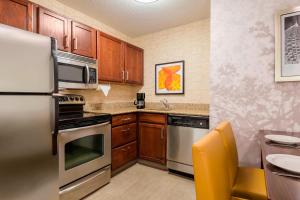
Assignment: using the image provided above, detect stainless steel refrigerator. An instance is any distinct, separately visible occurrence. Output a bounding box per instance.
[0,24,59,200]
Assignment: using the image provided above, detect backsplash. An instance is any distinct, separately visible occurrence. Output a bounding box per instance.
[62,84,141,104]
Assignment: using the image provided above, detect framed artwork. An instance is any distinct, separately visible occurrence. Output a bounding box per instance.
[155,60,184,95]
[275,6,300,82]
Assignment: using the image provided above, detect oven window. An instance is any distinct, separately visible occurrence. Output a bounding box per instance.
[58,63,85,83]
[65,134,104,170]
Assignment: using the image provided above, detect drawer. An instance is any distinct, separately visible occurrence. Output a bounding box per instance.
[112,113,136,127]
[112,123,137,148]
[139,113,166,124]
[112,141,137,171]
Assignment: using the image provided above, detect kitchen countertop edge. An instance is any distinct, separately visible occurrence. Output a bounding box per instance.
[85,108,209,116]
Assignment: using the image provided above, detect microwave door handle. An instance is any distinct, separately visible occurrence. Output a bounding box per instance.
[85,64,90,84]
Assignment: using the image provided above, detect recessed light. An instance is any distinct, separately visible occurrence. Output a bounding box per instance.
[135,0,159,3]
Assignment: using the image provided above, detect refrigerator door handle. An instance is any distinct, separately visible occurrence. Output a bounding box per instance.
[51,94,59,155]
[51,37,59,93]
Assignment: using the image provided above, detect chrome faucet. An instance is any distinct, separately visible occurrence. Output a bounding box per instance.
[160,98,170,110]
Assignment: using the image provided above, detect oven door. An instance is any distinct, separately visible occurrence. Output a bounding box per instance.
[58,122,111,187]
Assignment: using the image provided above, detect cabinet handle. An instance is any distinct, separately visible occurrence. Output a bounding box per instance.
[73,37,78,50]
[121,148,127,152]
[122,70,125,80]
[126,71,129,81]
[64,35,69,48]
[161,127,164,140]
[122,118,131,121]
[121,128,130,133]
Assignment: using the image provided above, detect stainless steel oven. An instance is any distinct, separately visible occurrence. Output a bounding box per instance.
[57,51,98,90]
[58,122,111,187]
[57,94,111,200]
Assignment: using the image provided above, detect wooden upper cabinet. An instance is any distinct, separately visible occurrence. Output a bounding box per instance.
[71,21,96,58]
[125,43,144,85]
[0,0,33,31]
[98,32,124,82]
[37,7,70,51]
[139,123,166,164]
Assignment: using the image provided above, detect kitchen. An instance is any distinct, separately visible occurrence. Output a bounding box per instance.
[0,0,209,199]
[1,0,300,200]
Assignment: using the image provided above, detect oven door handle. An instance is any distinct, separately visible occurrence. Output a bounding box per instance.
[85,64,90,84]
[59,122,110,133]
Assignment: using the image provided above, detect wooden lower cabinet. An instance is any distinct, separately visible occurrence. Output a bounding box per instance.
[112,141,137,171]
[112,123,136,148]
[139,122,166,165]
[112,113,136,127]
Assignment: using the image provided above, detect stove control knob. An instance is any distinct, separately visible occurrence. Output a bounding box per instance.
[80,97,84,102]
[69,97,74,101]
[75,97,79,101]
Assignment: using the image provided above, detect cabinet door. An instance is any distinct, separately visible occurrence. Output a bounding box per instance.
[71,21,96,58]
[124,43,143,85]
[112,123,137,148]
[139,123,166,164]
[112,141,137,171]
[0,0,33,31]
[37,7,70,51]
[98,32,124,82]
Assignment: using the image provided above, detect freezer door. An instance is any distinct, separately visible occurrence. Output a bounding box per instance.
[0,24,54,93]
[0,95,59,200]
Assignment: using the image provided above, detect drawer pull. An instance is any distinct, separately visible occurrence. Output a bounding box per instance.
[122,118,132,121]
[121,128,130,133]
[121,148,127,152]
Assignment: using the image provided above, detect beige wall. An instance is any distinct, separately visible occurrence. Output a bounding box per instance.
[134,19,210,104]
[210,0,300,166]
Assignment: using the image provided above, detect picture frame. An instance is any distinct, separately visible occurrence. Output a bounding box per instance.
[155,60,185,95]
[275,6,300,82]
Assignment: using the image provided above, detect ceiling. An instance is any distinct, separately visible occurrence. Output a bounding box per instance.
[57,0,210,37]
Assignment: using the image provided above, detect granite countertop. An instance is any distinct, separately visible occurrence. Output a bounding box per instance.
[85,107,209,116]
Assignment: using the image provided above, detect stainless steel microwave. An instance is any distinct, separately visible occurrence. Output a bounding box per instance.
[57,51,98,90]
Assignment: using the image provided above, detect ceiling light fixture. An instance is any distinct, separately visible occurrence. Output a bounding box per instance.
[135,0,159,4]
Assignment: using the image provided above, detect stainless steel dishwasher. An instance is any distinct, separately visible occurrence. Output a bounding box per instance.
[167,114,209,175]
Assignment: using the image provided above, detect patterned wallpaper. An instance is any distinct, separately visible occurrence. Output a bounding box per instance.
[134,20,210,104]
[211,0,300,166]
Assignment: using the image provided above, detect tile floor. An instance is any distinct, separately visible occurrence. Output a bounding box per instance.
[84,164,196,200]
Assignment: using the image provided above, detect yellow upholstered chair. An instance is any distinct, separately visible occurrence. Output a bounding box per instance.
[192,130,247,200]
[215,121,267,200]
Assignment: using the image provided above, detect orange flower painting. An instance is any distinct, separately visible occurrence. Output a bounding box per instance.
[155,61,184,94]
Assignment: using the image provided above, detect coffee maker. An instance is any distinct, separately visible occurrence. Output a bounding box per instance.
[134,93,145,109]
